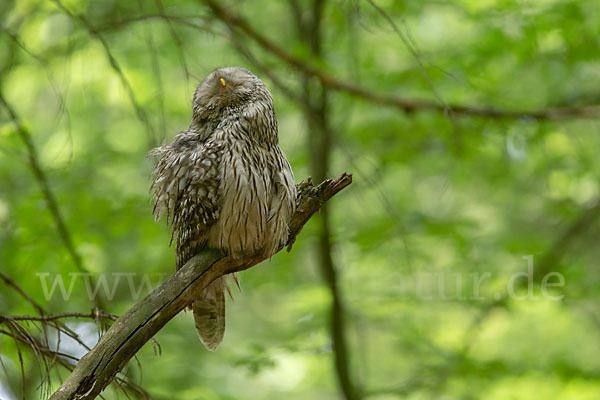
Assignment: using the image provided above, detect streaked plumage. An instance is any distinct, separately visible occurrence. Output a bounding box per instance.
[150,67,296,350]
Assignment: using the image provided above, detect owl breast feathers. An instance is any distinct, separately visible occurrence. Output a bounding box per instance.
[150,67,296,350]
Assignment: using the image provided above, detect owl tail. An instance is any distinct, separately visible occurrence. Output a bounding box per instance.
[193,277,226,351]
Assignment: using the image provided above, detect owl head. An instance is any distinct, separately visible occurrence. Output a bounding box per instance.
[191,67,273,120]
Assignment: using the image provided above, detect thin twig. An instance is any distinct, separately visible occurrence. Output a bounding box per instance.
[153,0,194,81]
[95,13,219,37]
[2,29,74,162]
[137,0,167,143]
[1,271,142,396]
[0,311,118,323]
[0,313,153,398]
[364,0,448,111]
[50,0,157,147]
[4,323,26,399]
[0,272,46,315]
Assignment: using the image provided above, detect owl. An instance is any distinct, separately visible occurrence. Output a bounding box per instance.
[149,67,296,350]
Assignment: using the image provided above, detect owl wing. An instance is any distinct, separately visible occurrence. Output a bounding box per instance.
[150,132,227,350]
[150,133,222,269]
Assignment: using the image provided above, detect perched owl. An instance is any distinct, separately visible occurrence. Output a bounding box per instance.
[150,67,296,350]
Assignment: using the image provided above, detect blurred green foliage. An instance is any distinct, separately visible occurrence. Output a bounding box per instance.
[1,0,600,399]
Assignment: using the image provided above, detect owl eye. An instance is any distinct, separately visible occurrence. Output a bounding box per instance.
[219,78,227,87]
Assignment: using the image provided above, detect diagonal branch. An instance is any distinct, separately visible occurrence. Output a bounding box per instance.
[533,198,600,282]
[50,173,352,400]
[203,0,600,121]
[0,93,106,311]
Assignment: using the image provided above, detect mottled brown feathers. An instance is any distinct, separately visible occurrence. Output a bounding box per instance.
[150,67,296,350]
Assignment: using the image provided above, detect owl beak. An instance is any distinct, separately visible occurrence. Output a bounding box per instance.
[219,78,227,87]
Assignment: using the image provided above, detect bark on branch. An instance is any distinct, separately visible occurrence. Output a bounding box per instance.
[50,173,352,400]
